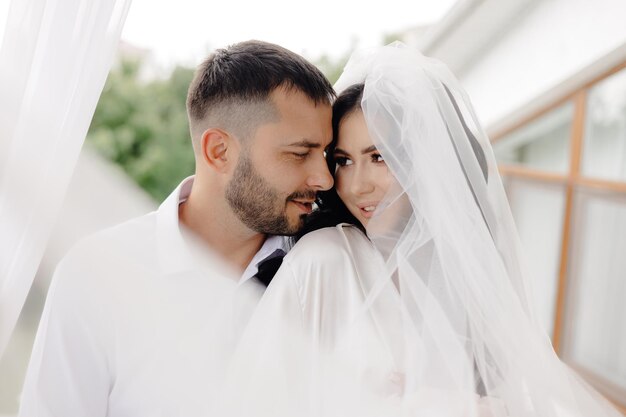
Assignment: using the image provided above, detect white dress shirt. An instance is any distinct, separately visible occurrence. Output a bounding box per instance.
[19,176,288,417]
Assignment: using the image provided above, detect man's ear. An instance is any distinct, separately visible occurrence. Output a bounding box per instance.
[200,128,237,173]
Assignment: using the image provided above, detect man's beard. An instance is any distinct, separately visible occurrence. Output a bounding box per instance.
[225,154,315,235]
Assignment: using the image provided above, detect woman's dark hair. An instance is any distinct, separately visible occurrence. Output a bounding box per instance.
[294,84,366,241]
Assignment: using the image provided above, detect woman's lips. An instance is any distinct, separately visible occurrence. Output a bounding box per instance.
[357,202,378,219]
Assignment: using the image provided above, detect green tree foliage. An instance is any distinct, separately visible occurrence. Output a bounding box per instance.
[87,60,196,202]
[315,52,350,85]
[382,32,403,46]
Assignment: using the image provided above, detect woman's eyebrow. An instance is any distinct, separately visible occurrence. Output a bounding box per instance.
[333,147,350,156]
[334,145,378,156]
[361,145,377,154]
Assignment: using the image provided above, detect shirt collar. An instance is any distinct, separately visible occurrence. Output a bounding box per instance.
[156,176,290,280]
[156,176,197,276]
[239,235,289,285]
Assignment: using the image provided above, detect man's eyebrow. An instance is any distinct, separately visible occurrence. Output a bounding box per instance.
[285,139,322,149]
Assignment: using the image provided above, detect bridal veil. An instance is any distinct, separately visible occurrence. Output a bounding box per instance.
[332,42,622,416]
[218,43,623,417]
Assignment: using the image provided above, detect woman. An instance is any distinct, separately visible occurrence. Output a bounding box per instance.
[215,43,622,417]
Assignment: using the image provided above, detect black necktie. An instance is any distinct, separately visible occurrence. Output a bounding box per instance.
[254,251,285,287]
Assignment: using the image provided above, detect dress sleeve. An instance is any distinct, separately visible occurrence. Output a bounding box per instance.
[273,226,376,347]
[19,250,111,417]
[215,261,314,416]
[257,259,306,329]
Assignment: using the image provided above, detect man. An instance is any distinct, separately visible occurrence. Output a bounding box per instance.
[19,40,335,416]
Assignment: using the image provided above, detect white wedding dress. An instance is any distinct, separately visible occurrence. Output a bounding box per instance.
[214,224,412,416]
[214,225,507,417]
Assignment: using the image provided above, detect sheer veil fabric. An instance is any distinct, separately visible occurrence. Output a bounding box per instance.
[340,42,622,416]
[217,43,623,417]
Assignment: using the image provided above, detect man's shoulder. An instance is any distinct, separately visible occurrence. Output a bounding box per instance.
[71,210,156,252]
[57,212,159,283]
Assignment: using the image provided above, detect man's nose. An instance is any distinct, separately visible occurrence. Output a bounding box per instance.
[306,155,334,191]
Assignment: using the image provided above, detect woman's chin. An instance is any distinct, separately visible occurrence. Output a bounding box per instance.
[348,210,369,228]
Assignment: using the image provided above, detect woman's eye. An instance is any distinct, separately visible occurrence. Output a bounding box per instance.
[372,153,385,163]
[334,156,353,167]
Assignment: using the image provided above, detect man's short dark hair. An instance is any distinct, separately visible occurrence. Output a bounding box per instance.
[186,40,336,150]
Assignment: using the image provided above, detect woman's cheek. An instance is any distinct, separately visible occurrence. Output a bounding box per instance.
[377,165,394,196]
[334,171,347,199]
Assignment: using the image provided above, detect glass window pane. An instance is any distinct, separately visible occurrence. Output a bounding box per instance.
[493,103,574,173]
[563,189,626,391]
[582,68,626,182]
[505,178,566,337]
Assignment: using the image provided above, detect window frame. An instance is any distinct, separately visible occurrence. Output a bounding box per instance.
[490,60,626,413]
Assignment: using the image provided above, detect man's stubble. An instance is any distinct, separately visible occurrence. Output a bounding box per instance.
[225,152,314,236]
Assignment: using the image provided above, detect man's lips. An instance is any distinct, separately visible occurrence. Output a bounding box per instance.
[290,200,314,214]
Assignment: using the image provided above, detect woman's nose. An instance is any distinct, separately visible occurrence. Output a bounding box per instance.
[350,165,375,196]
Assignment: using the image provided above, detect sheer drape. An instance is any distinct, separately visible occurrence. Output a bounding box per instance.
[0,0,132,359]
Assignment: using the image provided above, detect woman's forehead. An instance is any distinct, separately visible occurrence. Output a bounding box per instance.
[337,111,374,152]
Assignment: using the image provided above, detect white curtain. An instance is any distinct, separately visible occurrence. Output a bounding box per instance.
[0,0,132,359]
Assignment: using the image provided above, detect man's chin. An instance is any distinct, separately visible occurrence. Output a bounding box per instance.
[282,216,306,236]
[272,211,306,236]
[256,213,304,236]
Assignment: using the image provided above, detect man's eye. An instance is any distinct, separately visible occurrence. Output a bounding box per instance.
[293,152,309,159]
[334,156,353,167]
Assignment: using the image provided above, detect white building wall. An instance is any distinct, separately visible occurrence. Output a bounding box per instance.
[413,0,626,404]
[435,0,626,128]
